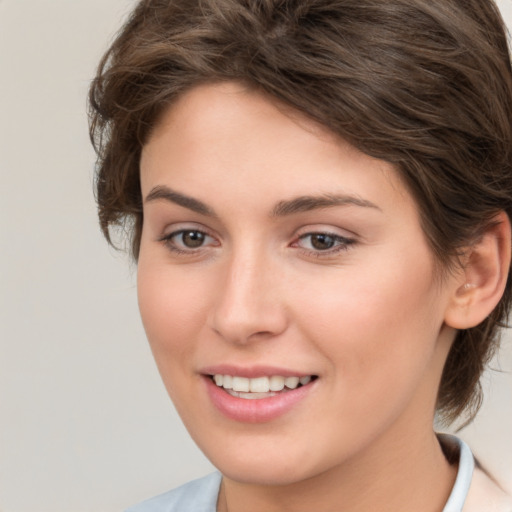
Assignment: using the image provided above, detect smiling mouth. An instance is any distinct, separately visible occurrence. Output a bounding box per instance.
[209,374,318,399]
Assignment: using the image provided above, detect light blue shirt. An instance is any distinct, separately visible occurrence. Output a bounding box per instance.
[126,435,474,512]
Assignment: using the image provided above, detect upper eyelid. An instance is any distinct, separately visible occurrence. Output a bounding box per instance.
[159,222,215,238]
[294,232,355,246]
[297,229,353,238]
[157,223,358,245]
[292,234,357,259]
[293,224,358,240]
[162,228,215,241]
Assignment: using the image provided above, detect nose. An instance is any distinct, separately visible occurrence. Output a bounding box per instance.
[208,250,288,345]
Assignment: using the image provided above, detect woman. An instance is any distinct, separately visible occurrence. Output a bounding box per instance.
[89,0,512,510]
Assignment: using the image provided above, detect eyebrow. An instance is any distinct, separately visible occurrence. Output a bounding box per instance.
[144,185,380,218]
[145,185,217,217]
[271,194,381,217]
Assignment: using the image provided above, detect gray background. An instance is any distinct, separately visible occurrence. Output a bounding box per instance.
[1,1,511,510]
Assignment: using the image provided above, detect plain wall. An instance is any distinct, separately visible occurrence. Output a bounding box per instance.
[1,1,511,510]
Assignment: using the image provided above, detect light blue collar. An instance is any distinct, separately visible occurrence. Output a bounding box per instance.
[126,435,474,512]
[439,434,475,512]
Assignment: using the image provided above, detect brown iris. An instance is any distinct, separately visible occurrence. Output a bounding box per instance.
[309,233,336,250]
[181,230,206,248]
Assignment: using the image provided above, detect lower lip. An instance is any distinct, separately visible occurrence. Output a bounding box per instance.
[204,376,315,423]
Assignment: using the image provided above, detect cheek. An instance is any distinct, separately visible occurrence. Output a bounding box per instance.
[137,260,207,375]
[294,250,443,400]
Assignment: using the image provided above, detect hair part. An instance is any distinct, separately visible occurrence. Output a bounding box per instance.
[89,0,512,424]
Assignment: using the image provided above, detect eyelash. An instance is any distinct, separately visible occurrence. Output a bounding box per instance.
[158,229,356,257]
[293,232,356,258]
[159,229,217,255]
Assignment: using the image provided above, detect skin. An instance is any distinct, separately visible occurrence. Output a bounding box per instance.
[137,82,465,512]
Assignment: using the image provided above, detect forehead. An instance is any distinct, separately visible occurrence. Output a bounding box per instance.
[140,82,413,217]
[145,81,343,166]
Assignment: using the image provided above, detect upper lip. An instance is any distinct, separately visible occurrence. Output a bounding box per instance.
[200,364,315,379]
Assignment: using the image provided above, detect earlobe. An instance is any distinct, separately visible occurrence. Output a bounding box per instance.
[445,211,511,330]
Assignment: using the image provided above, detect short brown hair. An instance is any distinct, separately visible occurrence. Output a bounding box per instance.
[88,0,512,424]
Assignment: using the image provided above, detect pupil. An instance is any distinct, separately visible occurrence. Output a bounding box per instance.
[182,231,205,248]
[311,234,334,250]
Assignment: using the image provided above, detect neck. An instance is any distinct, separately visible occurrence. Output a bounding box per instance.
[218,427,457,512]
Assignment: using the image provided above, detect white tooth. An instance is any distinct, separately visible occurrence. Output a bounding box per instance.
[299,376,311,386]
[269,375,285,391]
[232,376,250,392]
[249,377,270,393]
[222,375,233,390]
[285,376,300,389]
[214,374,223,386]
[227,390,277,399]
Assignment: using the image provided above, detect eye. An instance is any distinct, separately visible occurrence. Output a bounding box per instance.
[178,230,208,248]
[160,228,217,253]
[304,233,337,250]
[295,232,355,254]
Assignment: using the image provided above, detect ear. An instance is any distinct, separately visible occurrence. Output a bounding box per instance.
[444,211,511,329]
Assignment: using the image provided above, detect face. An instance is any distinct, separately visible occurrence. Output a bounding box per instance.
[138,82,458,486]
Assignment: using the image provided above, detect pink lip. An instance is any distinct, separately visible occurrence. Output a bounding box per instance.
[200,364,312,379]
[203,374,316,424]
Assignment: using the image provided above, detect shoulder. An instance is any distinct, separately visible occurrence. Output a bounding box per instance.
[125,472,222,512]
[464,466,512,512]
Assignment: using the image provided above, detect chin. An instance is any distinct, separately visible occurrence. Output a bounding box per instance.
[193,433,332,486]
[216,458,317,487]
